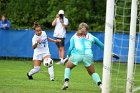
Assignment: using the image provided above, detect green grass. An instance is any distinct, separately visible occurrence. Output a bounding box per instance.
[0,60,139,93]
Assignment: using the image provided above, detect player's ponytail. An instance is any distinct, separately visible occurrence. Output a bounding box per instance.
[33,22,40,29]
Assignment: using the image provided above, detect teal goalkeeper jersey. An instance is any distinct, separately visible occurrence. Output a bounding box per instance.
[67,33,104,57]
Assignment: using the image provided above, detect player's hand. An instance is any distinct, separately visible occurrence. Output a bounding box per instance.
[37,38,42,43]
[56,39,61,42]
[112,53,119,60]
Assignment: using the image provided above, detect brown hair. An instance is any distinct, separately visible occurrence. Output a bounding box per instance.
[78,22,89,31]
[33,22,40,29]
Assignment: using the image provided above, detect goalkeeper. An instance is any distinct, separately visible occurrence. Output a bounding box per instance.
[62,22,119,90]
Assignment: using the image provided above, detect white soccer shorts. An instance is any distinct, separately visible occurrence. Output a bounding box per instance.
[33,52,50,61]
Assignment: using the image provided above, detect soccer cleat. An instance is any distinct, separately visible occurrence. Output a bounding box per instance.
[50,77,54,81]
[50,75,54,81]
[56,61,62,64]
[99,84,102,90]
[27,73,33,80]
[97,81,102,90]
[112,53,119,59]
[61,81,68,90]
[63,57,69,64]
[51,79,54,81]
[56,61,64,65]
[56,58,68,65]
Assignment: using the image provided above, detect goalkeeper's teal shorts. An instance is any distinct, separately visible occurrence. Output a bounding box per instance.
[69,54,93,67]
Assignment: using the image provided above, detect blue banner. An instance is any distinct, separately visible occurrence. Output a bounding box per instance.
[0,29,139,63]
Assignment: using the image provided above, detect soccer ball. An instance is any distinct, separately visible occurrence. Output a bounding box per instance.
[43,58,53,67]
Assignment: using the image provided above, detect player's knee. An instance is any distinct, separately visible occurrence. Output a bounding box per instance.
[86,66,95,75]
[89,70,95,75]
[34,66,40,72]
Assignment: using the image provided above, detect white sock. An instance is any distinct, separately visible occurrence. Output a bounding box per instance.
[28,66,40,76]
[48,66,54,80]
[60,58,64,63]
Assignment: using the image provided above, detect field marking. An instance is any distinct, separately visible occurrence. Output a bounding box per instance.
[111,79,140,82]
[109,86,140,93]
[132,86,140,93]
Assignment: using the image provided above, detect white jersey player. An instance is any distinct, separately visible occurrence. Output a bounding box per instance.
[27,25,61,81]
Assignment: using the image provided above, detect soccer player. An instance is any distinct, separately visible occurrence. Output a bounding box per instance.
[27,25,61,81]
[52,10,69,64]
[61,22,119,90]
[61,22,103,90]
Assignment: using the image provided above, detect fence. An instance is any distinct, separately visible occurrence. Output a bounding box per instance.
[0,29,139,63]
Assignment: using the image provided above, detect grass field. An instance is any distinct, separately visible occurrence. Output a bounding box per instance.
[0,60,139,93]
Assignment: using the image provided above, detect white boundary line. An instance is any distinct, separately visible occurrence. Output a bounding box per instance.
[132,86,140,93]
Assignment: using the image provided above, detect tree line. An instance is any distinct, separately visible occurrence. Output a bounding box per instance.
[1,0,137,32]
[0,0,106,31]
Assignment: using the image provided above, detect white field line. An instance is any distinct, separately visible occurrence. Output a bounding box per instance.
[132,86,140,93]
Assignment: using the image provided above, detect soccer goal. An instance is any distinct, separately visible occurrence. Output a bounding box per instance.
[102,0,140,93]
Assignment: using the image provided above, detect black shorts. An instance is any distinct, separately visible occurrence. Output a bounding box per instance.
[55,37,65,48]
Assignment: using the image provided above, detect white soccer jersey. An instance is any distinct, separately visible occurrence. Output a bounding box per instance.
[32,31,50,55]
[53,16,68,38]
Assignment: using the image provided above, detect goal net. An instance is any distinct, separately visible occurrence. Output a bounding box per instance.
[102,0,140,93]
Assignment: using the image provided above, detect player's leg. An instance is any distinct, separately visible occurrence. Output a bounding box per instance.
[83,55,102,89]
[62,54,81,90]
[55,41,62,64]
[27,60,41,80]
[43,54,54,81]
[64,60,76,80]
[27,54,42,80]
[62,60,76,90]
[56,38,65,64]
[59,38,65,63]
[59,46,65,62]
[85,65,102,89]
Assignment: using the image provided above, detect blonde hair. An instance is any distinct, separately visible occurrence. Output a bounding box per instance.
[77,22,89,35]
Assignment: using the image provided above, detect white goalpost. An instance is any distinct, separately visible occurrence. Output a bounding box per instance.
[126,0,138,93]
[102,0,138,93]
[102,0,115,93]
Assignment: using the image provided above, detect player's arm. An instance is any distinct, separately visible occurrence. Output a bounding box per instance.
[52,14,59,26]
[61,18,68,28]
[32,42,38,49]
[94,37,119,59]
[94,37,104,49]
[32,38,41,49]
[67,37,74,57]
[47,37,61,42]
[61,22,66,28]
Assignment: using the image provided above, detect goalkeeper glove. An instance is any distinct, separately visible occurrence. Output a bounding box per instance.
[112,53,119,60]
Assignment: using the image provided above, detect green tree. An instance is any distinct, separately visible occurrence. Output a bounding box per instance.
[0,0,106,31]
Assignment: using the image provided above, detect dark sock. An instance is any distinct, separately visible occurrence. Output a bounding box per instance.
[65,78,69,82]
[97,82,102,86]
